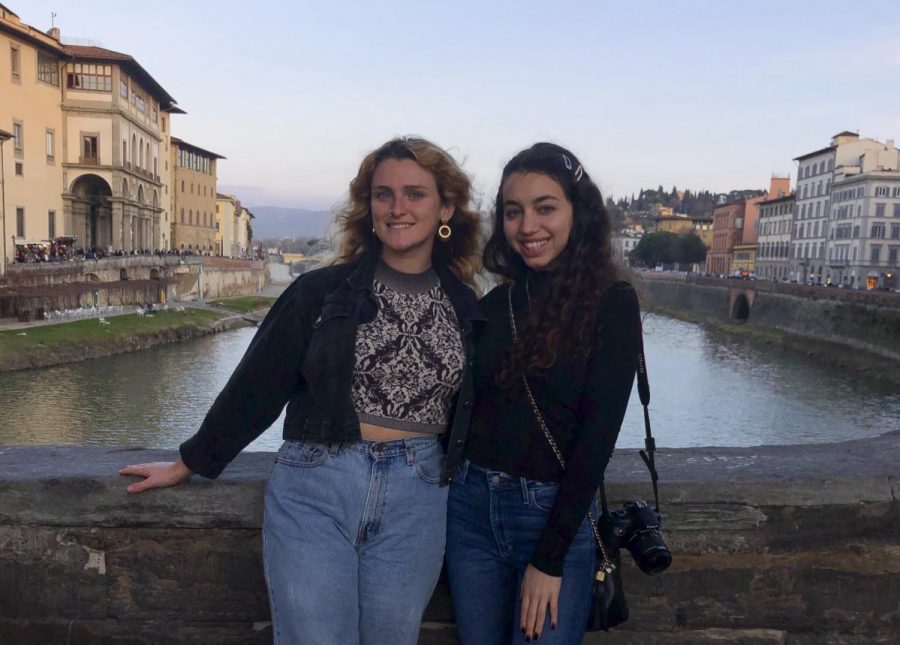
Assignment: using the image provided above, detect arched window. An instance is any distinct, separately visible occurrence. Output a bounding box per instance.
[131,134,137,164]
[122,178,129,198]
[139,138,144,169]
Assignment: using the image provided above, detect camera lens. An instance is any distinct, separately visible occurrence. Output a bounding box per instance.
[627,531,672,575]
[637,545,672,575]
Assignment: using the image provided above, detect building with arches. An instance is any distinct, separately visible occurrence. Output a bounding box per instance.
[1,4,184,264]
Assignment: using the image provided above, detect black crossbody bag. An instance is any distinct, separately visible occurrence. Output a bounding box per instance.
[506,284,671,632]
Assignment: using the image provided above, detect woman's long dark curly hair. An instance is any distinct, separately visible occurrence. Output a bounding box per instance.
[483,142,618,384]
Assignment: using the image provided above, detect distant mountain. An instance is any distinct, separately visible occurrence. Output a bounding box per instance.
[247,206,334,239]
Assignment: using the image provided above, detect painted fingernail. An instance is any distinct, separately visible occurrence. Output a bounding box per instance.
[551,623,556,629]
[524,637,531,643]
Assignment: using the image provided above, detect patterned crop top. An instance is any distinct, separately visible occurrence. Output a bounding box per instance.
[352,260,465,434]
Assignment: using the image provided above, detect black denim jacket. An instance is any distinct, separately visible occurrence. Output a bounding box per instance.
[179,251,485,484]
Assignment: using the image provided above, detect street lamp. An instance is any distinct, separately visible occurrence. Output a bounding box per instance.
[0,128,12,279]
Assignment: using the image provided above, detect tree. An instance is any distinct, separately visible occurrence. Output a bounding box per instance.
[630,231,708,268]
[677,231,708,264]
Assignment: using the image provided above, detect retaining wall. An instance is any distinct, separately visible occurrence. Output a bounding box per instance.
[634,273,900,362]
[1,433,897,644]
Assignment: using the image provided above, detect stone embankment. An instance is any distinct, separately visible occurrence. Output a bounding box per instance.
[0,308,258,372]
[633,272,900,383]
[1,432,897,644]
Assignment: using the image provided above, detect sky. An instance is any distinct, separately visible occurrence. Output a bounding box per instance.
[14,0,900,210]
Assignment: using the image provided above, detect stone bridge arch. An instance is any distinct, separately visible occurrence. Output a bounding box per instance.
[728,287,755,321]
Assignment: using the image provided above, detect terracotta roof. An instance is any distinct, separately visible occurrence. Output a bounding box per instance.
[62,44,180,111]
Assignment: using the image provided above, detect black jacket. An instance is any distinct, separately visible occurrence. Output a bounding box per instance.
[179,251,485,483]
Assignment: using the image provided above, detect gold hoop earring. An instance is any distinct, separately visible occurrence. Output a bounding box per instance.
[438,223,452,240]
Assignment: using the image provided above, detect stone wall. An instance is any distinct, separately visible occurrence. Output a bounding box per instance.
[634,273,900,361]
[0,257,268,318]
[1,433,897,644]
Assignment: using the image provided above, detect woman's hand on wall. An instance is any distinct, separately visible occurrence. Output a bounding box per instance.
[119,460,193,493]
[520,563,561,640]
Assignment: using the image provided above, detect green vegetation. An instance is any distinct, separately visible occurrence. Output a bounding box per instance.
[630,231,708,268]
[208,296,276,313]
[0,309,222,354]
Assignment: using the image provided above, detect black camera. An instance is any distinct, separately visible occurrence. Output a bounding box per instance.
[598,499,672,575]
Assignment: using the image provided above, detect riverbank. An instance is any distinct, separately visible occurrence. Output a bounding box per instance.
[0,308,255,372]
[646,303,900,386]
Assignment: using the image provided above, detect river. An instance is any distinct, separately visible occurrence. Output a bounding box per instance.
[1,313,898,450]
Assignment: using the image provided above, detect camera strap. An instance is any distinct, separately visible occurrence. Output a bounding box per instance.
[599,315,660,514]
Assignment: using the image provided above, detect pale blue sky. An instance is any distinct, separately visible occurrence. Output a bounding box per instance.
[16,0,900,209]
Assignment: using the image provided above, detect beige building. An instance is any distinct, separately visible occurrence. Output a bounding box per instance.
[1,6,65,270]
[1,5,184,264]
[215,193,240,257]
[654,214,714,247]
[171,138,222,253]
[214,193,253,258]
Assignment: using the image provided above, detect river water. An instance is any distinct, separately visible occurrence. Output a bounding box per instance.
[1,313,898,451]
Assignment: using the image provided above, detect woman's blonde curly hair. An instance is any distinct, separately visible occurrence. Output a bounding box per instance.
[333,137,482,286]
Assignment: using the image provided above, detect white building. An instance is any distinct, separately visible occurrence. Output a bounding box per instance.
[827,143,900,289]
[755,193,794,281]
[612,229,642,267]
[791,132,894,284]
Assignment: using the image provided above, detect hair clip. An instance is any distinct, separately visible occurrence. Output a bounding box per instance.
[574,165,584,181]
[562,154,573,170]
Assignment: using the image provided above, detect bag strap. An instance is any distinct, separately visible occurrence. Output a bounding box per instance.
[506,284,615,575]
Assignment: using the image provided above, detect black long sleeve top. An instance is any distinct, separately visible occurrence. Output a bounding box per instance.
[464,276,641,576]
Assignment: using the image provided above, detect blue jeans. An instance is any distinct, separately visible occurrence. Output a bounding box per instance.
[262,436,448,645]
[446,460,596,645]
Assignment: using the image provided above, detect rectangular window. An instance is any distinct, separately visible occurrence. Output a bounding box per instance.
[131,91,146,113]
[875,203,886,217]
[892,224,900,240]
[48,211,56,239]
[45,129,55,162]
[16,207,25,237]
[875,186,890,197]
[870,246,881,263]
[37,51,59,86]
[82,135,98,164]
[12,121,23,152]
[66,63,112,91]
[890,247,898,264]
[14,161,23,176]
[120,79,129,98]
[872,224,886,239]
[894,204,900,218]
[10,44,21,80]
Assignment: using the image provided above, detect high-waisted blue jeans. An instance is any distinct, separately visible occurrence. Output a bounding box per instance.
[262,435,448,645]
[446,460,596,645]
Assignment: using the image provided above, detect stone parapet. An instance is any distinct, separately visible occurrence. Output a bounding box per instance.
[1,432,897,644]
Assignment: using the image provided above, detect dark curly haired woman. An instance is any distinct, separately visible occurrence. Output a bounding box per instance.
[446,142,642,644]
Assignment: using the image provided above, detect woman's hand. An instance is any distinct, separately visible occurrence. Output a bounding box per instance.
[520,563,561,640]
[119,460,193,493]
